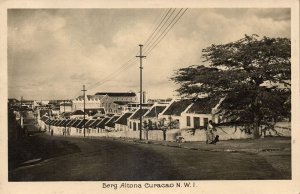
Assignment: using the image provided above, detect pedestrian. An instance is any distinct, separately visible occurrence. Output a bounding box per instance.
[206,120,216,144]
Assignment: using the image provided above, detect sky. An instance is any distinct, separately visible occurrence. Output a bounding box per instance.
[7,8,291,100]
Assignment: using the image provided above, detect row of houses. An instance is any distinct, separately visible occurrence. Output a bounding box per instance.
[38,97,222,136]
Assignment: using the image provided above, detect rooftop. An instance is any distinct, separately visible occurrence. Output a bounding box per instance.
[163,100,192,116]
[96,117,111,128]
[186,97,220,114]
[144,105,167,118]
[94,92,136,97]
[115,112,133,125]
[106,116,120,128]
[130,109,148,120]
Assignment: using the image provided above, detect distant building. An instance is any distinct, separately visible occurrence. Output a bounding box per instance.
[73,92,140,114]
[72,95,119,114]
[94,92,138,102]
[59,101,73,113]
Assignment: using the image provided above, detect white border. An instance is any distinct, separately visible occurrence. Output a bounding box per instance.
[0,0,299,194]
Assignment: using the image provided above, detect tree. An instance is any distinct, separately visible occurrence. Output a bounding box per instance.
[171,35,291,138]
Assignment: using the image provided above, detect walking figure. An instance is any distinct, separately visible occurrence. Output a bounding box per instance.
[206,120,219,144]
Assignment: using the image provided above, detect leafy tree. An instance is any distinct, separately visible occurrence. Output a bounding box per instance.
[171,35,291,138]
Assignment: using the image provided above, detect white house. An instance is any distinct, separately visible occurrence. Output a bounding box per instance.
[180,97,221,129]
[128,109,149,131]
[158,99,193,129]
[115,112,133,131]
[105,115,120,131]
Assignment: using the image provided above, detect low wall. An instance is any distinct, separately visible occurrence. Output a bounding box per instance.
[39,121,291,141]
[180,122,291,142]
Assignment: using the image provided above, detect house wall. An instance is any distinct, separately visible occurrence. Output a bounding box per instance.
[158,115,181,129]
[180,113,214,129]
[115,123,128,131]
[128,119,141,131]
[60,105,72,113]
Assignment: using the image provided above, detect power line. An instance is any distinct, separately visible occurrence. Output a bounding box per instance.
[88,56,137,90]
[85,10,173,91]
[145,8,188,56]
[143,8,177,51]
[143,8,173,47]
[77,8,188,94]
[88,58,138,90]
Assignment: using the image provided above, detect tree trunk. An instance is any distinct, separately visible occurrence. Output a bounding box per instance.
[252,122,260,139]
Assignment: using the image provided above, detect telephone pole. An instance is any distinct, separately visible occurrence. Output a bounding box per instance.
[136,44,146,140]
[64,100,66,136]
[81,85,87,137]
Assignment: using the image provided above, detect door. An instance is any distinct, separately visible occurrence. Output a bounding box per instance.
[203,118,209,128]
[193,117,200,128]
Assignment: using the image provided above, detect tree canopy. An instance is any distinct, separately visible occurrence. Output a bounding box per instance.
[171,35,291,137]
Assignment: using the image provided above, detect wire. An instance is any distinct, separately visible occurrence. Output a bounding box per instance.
[143,8,177,51]
[79,8,188,94]
[143,8,173,47]
[88,56,137,90]
[145,8,188,56]
[85,9,174,91]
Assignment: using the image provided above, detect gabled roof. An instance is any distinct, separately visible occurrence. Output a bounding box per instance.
[71,119,82,127]
[85,119,95,127]
[95,92,136,97]
[77,119,88,129]
[41,115,49,122]
[144,105,167,118]
[64,119,73,127]
[72,110,84,115]
[67,120,77,127]
[186,97,220,114]
[55,120,65,126]
[59,119,68,127]
[52,120,61,126]
[45,119,52,125]
[115,112,133,125]
[130,109,148,120]
[50,120,56,125]
[105,116,120,128]
[163,100,192,116]
[89,119,102,128]
[96,117,111,128]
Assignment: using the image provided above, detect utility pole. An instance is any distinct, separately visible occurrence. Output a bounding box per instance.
[136,44,146,140]
[81,85,87,137]
[20,96,23,110]
[64,100,66,136]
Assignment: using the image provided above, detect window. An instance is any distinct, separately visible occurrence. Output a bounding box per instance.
[187,116,191,126]
[133,122,136,131]
[130,122,132,129]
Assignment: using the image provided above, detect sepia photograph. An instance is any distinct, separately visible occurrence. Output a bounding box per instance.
[1,0,299,194]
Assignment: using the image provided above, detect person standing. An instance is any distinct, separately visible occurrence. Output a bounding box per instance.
[206,120,215,144]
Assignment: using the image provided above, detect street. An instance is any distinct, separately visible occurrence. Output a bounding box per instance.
[8,131,290,181]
